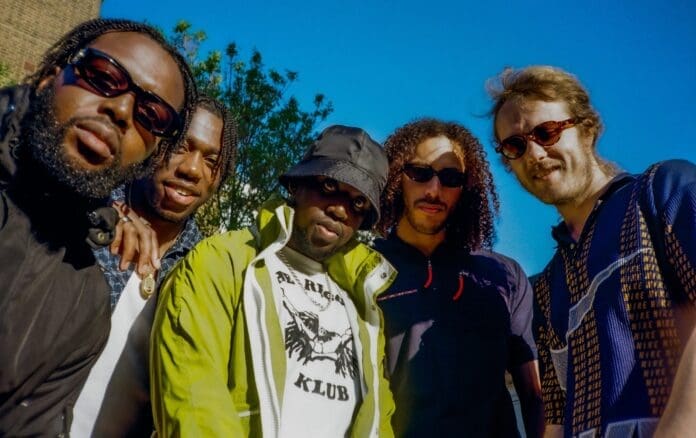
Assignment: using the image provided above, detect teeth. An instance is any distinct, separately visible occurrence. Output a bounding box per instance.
[175,188,192,196]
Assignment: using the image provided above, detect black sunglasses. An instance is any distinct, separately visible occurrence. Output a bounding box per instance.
[68,47,182,138]
[496,119,576,160]
[402,163,466,188]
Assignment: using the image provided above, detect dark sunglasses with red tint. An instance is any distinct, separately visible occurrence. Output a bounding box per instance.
[496,118,576,160]
[67,47,182,138]
[402,163,466,188]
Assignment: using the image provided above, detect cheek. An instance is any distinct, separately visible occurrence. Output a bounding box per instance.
[121,130,156,166]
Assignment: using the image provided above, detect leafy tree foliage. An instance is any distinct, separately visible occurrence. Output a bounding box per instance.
[169,21,333,235]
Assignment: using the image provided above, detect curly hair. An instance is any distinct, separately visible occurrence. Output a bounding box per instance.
[377,118,499,251]
[23,18,198,170]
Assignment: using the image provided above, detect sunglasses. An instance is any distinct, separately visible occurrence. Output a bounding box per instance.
[402,163,466,188]
[68,47,182,138]
[496,119,576,160]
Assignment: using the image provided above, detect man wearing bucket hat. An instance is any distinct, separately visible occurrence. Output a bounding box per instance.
[151,125,397,437]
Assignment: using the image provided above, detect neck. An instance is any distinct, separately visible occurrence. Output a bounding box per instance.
[395,216,445,257]
[127,184,186,257]
[556,169,613,241]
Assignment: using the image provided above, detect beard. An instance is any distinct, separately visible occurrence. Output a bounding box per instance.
[24,85,151,200]
[402,199,449,235]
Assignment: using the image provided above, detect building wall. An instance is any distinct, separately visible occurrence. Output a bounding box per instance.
[0,0,101,83]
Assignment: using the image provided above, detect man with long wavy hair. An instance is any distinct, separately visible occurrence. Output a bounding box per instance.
[375,118,543,437]
[489,65,696,438]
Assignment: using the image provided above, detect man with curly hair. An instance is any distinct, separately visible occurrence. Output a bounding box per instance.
[375,118,543,437]
[0,19,195,435]
[489,65,696,438]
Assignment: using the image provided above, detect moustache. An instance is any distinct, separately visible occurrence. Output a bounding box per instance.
[415,198,447,209]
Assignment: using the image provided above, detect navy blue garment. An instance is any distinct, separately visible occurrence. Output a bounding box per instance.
[93,185,203,309]
[534,160,696,437]
[376,233,536,438]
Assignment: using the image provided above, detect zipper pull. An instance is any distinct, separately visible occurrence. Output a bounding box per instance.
[423,259,433,288]
[452,272,465,301]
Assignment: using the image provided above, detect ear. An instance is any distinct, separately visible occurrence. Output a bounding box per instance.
[36,66,61,92]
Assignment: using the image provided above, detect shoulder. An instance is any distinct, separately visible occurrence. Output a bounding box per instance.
[468,249,527,280]
[641,160,696,216]
[184,228,258,267]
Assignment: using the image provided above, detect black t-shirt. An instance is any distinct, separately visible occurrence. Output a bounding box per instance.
[376,233,536,438]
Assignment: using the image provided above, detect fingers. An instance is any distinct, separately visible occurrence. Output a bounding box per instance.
[111,203,161,275]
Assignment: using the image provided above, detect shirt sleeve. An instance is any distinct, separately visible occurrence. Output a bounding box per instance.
[533,272,566,426]
[150,238,245,436]
[648,160,696,303]
[506,258,538,369]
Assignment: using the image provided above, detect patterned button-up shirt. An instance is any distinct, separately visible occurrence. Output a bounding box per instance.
[93,186,204,310]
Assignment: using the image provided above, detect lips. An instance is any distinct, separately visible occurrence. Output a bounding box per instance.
[72,119,120,164]
[532,164,561,180]
[163,181,200,208]
[314,219,342,242]
[415,201,445,214]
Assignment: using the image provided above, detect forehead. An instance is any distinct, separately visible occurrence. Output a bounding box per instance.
[87,32,185,110]
[411,135,464,169]
[187,108,223,153]
[496,99,572,138]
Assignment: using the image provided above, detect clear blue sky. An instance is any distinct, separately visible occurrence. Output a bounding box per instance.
[103,0,695,275]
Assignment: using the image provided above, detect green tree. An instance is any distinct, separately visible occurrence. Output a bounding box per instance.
[169,21,333,235]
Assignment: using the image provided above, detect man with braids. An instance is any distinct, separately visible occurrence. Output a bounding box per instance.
[0,19,195,435]
[375,118,543,437]
[70,96,236,437]
[489,66,696,437]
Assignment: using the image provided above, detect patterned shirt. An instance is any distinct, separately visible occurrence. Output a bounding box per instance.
[93,186,203,309]
[534,160,696,437]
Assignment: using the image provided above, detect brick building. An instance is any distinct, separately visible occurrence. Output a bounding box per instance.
[0,0,101,83]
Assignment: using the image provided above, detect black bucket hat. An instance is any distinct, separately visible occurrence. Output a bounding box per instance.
[280,125,388,229]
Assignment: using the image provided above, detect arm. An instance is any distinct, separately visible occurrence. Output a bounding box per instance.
[649,160,696,431]
[150,238,243,436]
[506,262,544,437]
[510,361,544,438]
[654,326,696,437]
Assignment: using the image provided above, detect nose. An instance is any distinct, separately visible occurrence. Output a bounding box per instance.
[99,92,136,132]
[525,140,549,162]
[423,174,442,198]
[326,202,348,223]
[176,150,203,183]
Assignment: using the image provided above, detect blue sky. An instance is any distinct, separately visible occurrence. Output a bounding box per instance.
[103,0,695,275]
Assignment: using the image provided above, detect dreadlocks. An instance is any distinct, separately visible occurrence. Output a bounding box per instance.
[24,18,198,168]
[194,95,238,184]
[377,118,499,251]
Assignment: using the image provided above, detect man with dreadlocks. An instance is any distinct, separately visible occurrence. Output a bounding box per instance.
[375,118,543,437]
[70,96,236,437]
[0,19,196,435]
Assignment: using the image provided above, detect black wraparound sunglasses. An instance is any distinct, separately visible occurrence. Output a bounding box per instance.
[402,163,466,188]
[68,47,182,138]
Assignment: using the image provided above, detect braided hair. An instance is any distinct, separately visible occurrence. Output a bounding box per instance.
[377,118,499,251]
[194,95,238,184]
[24,18,198,166]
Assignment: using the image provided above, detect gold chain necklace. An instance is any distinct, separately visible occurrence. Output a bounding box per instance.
[126,184,157,300]
[277,250,332,311]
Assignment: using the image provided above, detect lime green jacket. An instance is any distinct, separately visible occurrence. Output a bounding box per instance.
[150,198,397,437]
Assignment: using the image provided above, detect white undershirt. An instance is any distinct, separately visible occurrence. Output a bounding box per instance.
[267,246,362,438]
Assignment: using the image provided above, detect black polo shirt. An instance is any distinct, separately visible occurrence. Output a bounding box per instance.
[376,233,536,437]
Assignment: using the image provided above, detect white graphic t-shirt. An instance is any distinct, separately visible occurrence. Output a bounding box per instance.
[267,246,362,438]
